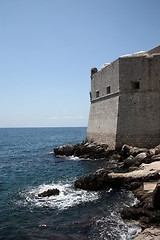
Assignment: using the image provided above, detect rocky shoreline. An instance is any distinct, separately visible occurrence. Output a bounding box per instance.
[54,142,160,239]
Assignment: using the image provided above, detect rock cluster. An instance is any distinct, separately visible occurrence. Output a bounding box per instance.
[54,142,111,159]
[54,142,160,238]
[121,179,160,229]
[74,162,160,192]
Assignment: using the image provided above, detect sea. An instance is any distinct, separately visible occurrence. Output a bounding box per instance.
[0,127,141,240]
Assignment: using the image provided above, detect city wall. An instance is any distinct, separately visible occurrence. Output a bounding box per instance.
[86,59,119,149]
[87,49,160,149]
[117,54,160,148]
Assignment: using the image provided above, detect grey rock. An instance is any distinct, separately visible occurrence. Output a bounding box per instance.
[151,154,160,162]
[38,188,60,197]
[54,144,76,156]
[122,144,148,156]
[154,145,160,155]
[123,155,136,168]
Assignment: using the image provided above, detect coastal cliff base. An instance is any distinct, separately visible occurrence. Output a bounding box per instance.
[54,142,160,239]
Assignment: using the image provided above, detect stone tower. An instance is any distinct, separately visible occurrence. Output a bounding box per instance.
[86,45,160,149]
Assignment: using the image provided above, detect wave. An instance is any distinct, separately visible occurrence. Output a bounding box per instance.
[54,154,81,161]
[94,213,141,240]
[91,191,141,240]
[67,155,80,160]
[49,151,81,160]
[18,182,99,210]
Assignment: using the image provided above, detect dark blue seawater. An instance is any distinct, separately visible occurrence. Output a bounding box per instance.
[0,127,141,240]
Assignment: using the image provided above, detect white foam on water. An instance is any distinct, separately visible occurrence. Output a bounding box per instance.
[67,155,80,160]
[19,182,99,210]
[50,154,80,160]
[127,221,142,239]
[95,213,141,240]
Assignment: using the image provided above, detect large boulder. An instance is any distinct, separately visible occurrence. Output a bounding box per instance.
[121,144,148,157]
[74,168,110,191]
[133,152,149,166]
[74,168,124,191]
[123,152,150,169]
[54,144,76,156]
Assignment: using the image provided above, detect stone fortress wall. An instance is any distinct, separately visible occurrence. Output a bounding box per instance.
[86,46,160,149]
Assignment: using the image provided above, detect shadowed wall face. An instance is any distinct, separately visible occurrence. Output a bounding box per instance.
[116,55,160,148]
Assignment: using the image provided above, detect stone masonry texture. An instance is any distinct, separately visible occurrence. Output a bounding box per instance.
[86,46,160,149]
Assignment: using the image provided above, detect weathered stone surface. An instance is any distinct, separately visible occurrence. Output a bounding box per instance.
[143,182,158,193]
[121,144,148,157]
[38,188,60,197]
[133,227,160,240]
[154,144,160,155]
[109,162,160,181]
[135,152,148,161]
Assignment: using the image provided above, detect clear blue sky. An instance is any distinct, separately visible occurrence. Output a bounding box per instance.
[0,0,160,127]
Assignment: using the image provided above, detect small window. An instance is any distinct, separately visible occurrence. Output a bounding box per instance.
[96,90,99,98]
[131,81,140,90]
[106,86,111,94]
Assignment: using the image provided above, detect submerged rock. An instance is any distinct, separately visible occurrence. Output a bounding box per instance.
[38,188,60,197]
